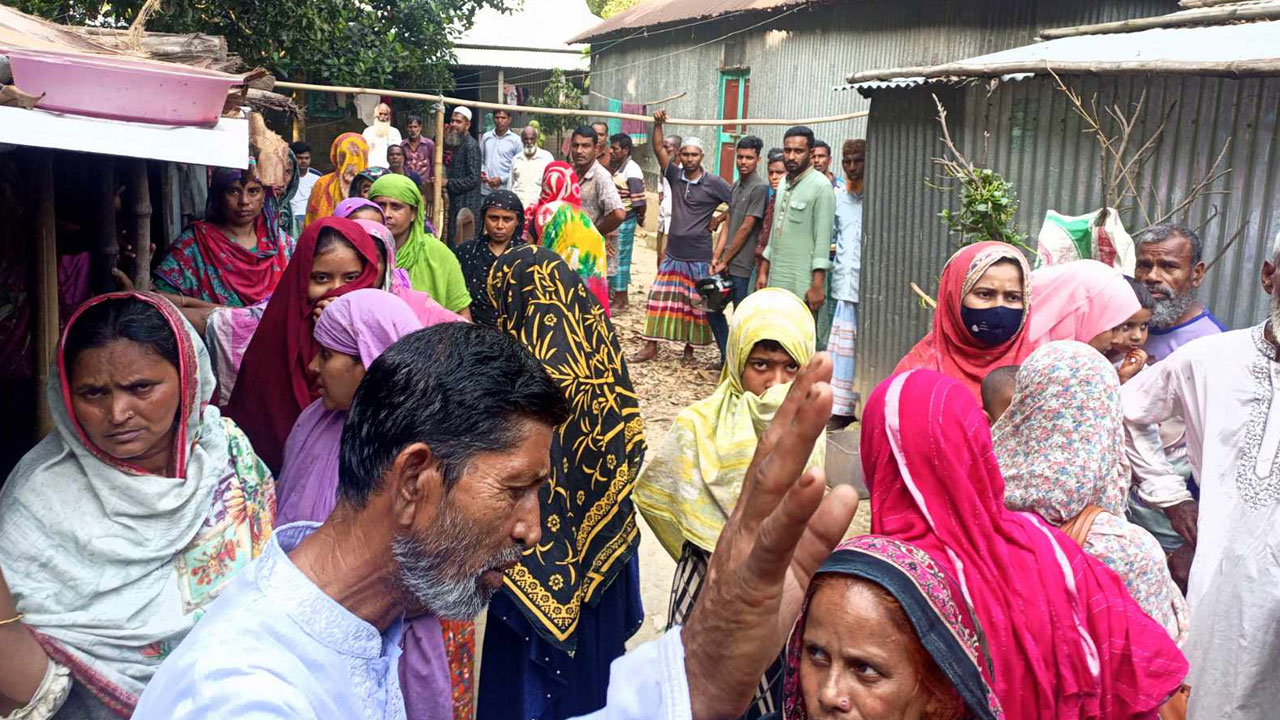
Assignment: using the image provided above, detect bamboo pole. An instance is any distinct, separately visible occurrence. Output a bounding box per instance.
[90,159,118,294]
[433,105,445,235]
[274,81,868,127]
[33,151,57,438]
[1038,1,1280,39]
[1179,0,1248,6]
[129,159,152,291]
[848,58,1280,85]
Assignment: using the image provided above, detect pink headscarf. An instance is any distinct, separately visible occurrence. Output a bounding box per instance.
[862,369,1187,719]
[1027,260,1139,347]
[334,197,385,221]
[525,161,582,239]
[313,289,421,366]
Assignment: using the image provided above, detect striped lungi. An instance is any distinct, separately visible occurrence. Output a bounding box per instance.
[643,257,713,345]
[830,299,858,416]
[667,542,783,720]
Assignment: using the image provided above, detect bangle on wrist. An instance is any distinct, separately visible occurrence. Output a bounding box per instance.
[0,612,24,626]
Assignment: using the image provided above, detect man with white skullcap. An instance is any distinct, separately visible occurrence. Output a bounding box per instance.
[444,106,482,246]
[635,110,732,364]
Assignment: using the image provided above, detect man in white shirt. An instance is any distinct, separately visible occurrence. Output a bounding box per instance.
[362,102,402,169]
[1122,234,1280,718]
[480,109,523,196]
[289,141,322,230]
[133,324,856,720]
[510,126,553,209]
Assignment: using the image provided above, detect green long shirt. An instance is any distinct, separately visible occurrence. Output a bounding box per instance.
[763,167,835,302]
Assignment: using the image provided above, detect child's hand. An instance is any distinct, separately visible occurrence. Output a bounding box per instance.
[1117,348,1149,384]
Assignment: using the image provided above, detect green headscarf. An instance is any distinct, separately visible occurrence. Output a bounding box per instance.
[368,174,472,313]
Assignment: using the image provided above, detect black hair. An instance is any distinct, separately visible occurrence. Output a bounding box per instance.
[767,148,785,163]
[407,115,422,126]
[749,338,793,360]
[736,135,763,154]
[387,144,405,157]
[1138,223,1203,265]
[610,133,633,153]
[571,125,598,142]
[64,297,180,374]
[980,365,1019,413]
[338,323,571,506]
[783,124,814,148]
[289,141,312,155]
[315,227,365,265]
[592,121,609,132]
[493,108,511,118]
[784,126,815,149]
[1124,275,1155,311]
[813,140,831,154]
[667,134,683,148]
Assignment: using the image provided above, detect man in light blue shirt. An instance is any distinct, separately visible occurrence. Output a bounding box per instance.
[829,139,864,428]
[480,108,523,195]
[133,325,857,720]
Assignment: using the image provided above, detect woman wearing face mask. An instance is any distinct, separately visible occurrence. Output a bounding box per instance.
[769,535,1004,720]
[634,288,824,719]
[224,218,382,473]
[896,242,1035,400]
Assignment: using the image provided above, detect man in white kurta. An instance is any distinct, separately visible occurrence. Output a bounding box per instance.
[1122,263,1280,719]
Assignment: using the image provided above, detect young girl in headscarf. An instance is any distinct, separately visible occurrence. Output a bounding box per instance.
[634,287,825,719]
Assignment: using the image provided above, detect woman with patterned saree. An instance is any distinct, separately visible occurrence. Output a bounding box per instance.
[0,292,275,719]
[770,535,1004,720]
[634,287,824,719]
[992,341,1188,643]
[477,245,646,720]
[525,161,610,314]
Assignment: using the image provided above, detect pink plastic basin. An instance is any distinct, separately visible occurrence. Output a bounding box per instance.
[4,48,242,126]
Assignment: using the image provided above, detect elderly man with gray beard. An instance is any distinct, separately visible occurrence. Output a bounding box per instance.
[1121,230,1280,719]
[131,322,858,720]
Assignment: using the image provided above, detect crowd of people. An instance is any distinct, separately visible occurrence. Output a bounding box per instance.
[0,95,1274,720]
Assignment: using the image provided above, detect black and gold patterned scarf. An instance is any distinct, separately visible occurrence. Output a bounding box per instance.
[489,244,646,650]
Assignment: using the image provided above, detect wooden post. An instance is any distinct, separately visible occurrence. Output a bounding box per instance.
[90,159,118,294]
[33,152,57,438]
[292,89,306,141]
[129,159,152,291]
[159,163,176,250]
[433,105,445,235]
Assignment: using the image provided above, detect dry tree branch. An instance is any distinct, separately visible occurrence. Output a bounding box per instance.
[1140,138,1233,233]
[1203,220,1249,274]
[910,282,938,309]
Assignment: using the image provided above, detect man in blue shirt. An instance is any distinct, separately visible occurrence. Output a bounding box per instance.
[480,109,522,196]
[829,139,864,428]
[132,318,857,720]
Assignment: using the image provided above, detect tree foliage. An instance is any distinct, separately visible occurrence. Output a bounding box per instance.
[14,0,513,88]
[533,69,585,137]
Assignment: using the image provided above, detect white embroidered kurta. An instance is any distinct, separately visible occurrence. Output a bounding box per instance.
[1122,324,1280,719]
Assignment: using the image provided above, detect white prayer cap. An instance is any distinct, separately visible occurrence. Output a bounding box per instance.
[453,106,473,122]
[681,137,704,152]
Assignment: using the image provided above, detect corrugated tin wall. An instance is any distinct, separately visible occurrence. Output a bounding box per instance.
[586,0,1175,179]
[857,74,1280,401]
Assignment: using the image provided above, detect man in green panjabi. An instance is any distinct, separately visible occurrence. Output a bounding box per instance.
[757,126,835,319]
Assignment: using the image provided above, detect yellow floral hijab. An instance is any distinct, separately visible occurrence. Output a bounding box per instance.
[635,288,824,557]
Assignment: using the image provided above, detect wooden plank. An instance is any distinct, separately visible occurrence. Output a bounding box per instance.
[33,151,57,438]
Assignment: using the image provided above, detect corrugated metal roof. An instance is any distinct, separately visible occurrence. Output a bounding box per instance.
[844,15,1280,88]
[570,0,816,43]
[455,0,598,69]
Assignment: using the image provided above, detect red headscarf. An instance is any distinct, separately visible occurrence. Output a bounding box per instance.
[225,217,381,473]
[895,242,1035,399]
[525,161,582,240]
[862,369,1187,720]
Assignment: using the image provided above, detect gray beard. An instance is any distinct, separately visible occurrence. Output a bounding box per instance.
[1149,286,1199,328]
[444,131,461,149]
[391,497,523,621]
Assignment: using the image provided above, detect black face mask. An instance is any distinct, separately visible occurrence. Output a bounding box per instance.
[960,305,1024,347]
